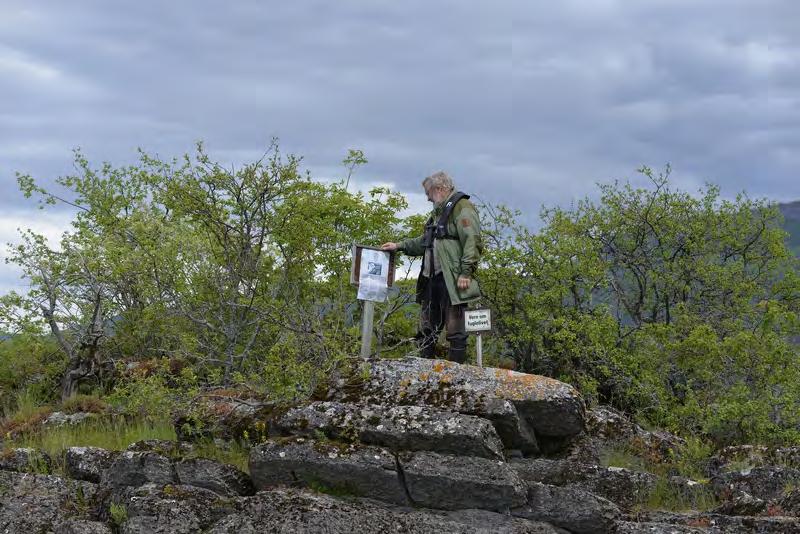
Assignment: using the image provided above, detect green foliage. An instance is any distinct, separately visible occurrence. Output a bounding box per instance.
[6,145,800,449]
[640,476,719,512]
[109,502,128,528]
[107,360,198,421]
[0,334,64,411]
[481,166,800,446]
[6,142,414,404]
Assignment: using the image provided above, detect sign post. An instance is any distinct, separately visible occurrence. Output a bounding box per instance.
[360,300,375,359]
[465,308,492,367]
[351,245,395,360]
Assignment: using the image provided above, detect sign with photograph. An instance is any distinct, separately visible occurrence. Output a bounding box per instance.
[465,308,492,333]
[350,245,395,302]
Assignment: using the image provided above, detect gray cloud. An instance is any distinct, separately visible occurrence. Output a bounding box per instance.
[1,0,799,293]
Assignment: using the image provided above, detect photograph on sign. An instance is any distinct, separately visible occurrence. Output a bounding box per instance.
[465,308,492,333]
[351,246,392,302]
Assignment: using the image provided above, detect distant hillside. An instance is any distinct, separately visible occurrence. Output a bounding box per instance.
[779,201,800,256]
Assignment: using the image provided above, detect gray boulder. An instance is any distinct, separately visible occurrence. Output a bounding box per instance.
[101,451,177,489]
[249,438,528,512]
[399,450,528,511]
[117,483,236,534]
[512,482,620,534]
[207,487,566,533]
[45,411,98,427]
[712,490,767,516]
[708,444,800,476]
[637,511,800,533]
[0,446,52,473]
[276,401,505,459]
[0,471,97,532]
[64,446,119,483]
[327,357,585,454]
[175,457,254,496]
[712,465,800,502]
[615,522,708,533]
[510,458,657,510]
[777,488,800,516]
[249,438,407,504]
[126,439,195,457]
[54,519,114,534]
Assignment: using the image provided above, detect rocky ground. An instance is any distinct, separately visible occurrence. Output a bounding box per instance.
[2,356,800,533]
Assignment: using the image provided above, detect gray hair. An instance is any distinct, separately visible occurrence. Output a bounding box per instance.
[422,171,455,192]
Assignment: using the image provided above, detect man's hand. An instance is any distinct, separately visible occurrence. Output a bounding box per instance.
[457,276,471,290]
[381,242,398,251]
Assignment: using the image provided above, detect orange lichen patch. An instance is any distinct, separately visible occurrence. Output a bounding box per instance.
[439,373,453,384]
[432,363,445,373]
[492,371,577,401]
[419,372,430,381]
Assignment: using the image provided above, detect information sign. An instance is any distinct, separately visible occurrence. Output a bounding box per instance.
[465,309,492,333]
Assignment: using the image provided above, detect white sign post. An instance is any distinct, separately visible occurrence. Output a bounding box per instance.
[465,308,492,367]
[351,245,395,360]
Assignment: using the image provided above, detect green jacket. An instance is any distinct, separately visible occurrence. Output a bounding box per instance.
[399,191,483,305]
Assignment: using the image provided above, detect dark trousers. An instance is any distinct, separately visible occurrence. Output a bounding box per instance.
[417,273,468,363]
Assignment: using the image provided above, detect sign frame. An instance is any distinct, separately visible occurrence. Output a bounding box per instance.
[464,308,492,334]
[350,244,395,287]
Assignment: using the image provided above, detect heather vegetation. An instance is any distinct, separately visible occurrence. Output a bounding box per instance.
[1,145,799,465]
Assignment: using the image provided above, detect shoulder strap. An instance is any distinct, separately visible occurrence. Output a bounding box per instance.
[435,192,469,239]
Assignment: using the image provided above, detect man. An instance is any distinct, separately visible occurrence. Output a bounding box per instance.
[381,171,482,363]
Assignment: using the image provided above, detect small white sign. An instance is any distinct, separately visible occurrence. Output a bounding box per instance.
[465,308,492,333]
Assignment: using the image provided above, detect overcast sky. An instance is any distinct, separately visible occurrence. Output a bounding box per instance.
[1,0,798,294]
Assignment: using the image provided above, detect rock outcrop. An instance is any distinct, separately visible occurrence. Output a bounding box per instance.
[3,356,800,532]
[326,357,586,454]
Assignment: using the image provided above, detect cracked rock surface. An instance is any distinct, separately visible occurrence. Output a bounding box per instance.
[276,400,505,459]
[327,357,586,454]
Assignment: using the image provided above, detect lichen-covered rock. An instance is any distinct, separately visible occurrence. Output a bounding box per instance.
[635,510,800,533]
[512,482,620,534]
[712,465,800,502]
[712,490,767,516]
[585,405,641,441]
[0,471,97,532]
[101,451,177,489]
[615,521,708,533]
[249,438,527,512]
[64,446,119,483]
[708,445,800,478]
[175,457,254,497]
[399,450,528,511]
[565,405,686,467]
[206,487,567,533]
[45,411,98,427]
[510,458,657,510]
[327,357,585,454]
[276,401,505,459]
[126,439,194,458]
[117,483,236,534]
[249,438,407,504]
[54,519,114,534]
[777,488,800,516]
[0,446,52,473]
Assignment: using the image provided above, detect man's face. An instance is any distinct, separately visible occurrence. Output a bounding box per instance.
[425,185,447,204]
